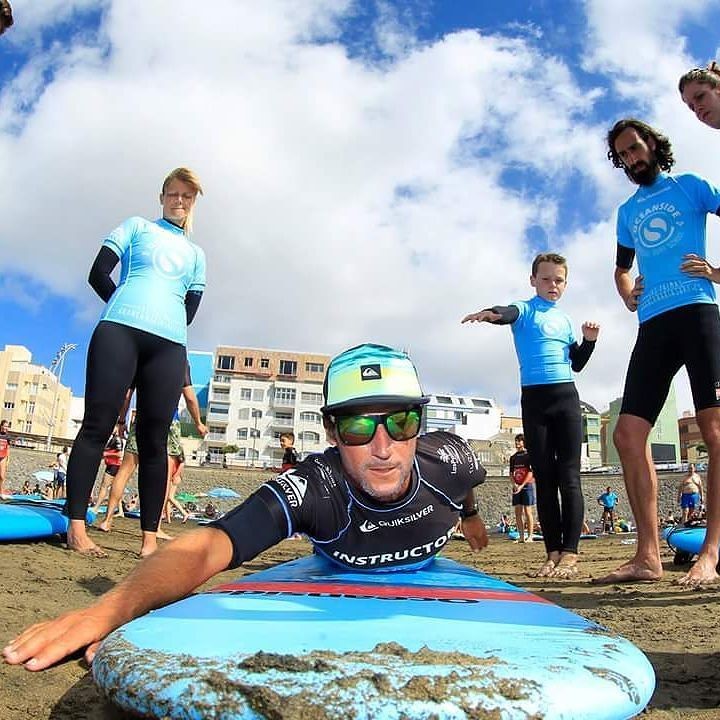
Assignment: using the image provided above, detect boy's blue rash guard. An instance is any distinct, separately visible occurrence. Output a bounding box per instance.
[509,296,577,386]
[616,173,720,324]
[100,217,206,345]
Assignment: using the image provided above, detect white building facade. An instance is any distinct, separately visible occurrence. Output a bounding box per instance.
[422,393,501,441]
[204,346,331,467]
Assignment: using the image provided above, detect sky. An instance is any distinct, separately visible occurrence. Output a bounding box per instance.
[1,0,719,417]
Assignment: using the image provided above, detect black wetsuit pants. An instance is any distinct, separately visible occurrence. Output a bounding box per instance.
[521,382,584,554]
[65,321,186,532]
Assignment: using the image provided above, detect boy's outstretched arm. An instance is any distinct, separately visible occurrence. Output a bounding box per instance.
[461,306,519,325]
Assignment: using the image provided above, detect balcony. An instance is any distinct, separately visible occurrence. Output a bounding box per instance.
[269,416,294,428]
[210,393,231,404]
[212,375,231,386]
[206,411,229,425]
[271,397,296,408]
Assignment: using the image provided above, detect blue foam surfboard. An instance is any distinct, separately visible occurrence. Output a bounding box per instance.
[93,555,654,719]
[664,525,706,555]
[0,499,95,540]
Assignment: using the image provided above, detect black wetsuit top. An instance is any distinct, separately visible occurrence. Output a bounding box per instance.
[213,432,486,571]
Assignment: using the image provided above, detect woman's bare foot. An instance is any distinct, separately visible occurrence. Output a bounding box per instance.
[96,519,112,533]
[66,521,108,558]
[677,554,720,588]
[529,552,560,578]
[156,529,174,541]
[550,553,579,579]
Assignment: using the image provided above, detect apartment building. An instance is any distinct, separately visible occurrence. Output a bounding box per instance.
[205,346,331,466]
[421,393,502,440]
[0,344,72,443]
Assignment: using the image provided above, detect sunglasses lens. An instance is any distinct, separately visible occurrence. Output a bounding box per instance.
[336,415,378,446]
[386,409,421,440]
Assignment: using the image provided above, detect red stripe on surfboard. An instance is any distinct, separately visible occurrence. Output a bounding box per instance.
[208,581,550,604]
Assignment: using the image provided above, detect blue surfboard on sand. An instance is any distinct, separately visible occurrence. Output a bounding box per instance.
[93,555,654,719]
[0,498,95,540]
[664,525,707,556]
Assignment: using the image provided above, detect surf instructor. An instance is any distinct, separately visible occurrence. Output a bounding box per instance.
[3,343,488,671]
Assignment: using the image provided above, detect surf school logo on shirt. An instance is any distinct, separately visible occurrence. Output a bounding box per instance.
[632,203,684,255]
[152,244,189,280]
[274,471,308,508]
[538,316,566,338]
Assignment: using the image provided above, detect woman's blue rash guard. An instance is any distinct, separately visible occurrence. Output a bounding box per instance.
[99,216,206,346]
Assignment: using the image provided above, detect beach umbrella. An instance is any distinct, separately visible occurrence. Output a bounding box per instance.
[207,487,241,499]
[33,470,55,483]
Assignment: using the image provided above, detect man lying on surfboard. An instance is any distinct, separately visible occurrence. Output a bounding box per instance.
[3,343,489,671]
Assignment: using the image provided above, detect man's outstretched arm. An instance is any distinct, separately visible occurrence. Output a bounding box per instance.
[3,527,233,671]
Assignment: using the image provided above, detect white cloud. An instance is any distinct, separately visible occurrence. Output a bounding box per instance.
[1,0,719,418]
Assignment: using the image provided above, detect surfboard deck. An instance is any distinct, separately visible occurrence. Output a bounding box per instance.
[93,555,654,719]
[506,530,598,541]
[0,498,95,540]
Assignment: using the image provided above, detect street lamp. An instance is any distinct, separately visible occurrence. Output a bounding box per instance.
[46,343,77,451]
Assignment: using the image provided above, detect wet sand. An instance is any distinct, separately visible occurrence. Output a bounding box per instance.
[1,517,719,719]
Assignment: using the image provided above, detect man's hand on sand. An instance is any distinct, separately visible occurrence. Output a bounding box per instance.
[461,515,488,552]
[2,607,116,670]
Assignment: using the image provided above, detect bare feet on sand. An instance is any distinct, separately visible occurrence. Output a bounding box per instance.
[676,554,720,588]
[66,529,108,558]
[529,552,560,578]
[96,519,112,533]
[591,556,662,584]
[550,553,579,579]
[156,529,174,541]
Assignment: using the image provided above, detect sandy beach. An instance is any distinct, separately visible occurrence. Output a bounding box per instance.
[1,449,719,719]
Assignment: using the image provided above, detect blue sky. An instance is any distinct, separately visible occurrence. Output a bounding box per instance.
[1,0,719,415]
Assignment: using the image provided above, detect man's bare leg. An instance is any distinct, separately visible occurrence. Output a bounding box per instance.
[98,453,137,532]
[514,505,525,542]
[679,408,720,587]
[91,474,114,515]
[593,414,662,583]
[525,506,534,541]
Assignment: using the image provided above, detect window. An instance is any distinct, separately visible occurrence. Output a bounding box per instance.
[237,428,248,440]
[24,421,32,432]
[30,383,39,394]
[252,389,264,402]
[471,399,492,408]
[208,405,228,415]
[279,360,297,376]
[251,409,263,419]
[458,398,466,405]
[454,411,463,420]
[213,387,230,396]
[214,373,231,383]
[436,396,452,404]
[208,425,226,434]
[274,412,293,426]
[426,409,437,418]
[237,448,247,459]
[305,362,324,373]
[238,408,249,420]
[260,358,270,369]
[244,357,253,367]
[300,411,321,424]
[28,401,35,415]
[301,392,323,405]
[217,355,235,370]
[3,402,14,410]
[5,382,17,390]
[240,388,252,400]
[301,430,321,443]
[275,387,296,405]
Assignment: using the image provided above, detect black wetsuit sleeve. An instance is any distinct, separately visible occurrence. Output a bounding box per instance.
[486,305,519,325]
[569,339,596,372]
[88,246,120,302]
[616,244,635,270]
[183,360,192,387]
[210,488,289,569]
[185,290,203,324]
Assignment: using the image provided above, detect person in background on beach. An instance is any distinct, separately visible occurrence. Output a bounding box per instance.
[597,486,619,534]
[279,432,299,472]
[462,253,599,578]
[98,366,207,556]
[0,419,10,497]
[64,168,206,558]
[91,425,124,515]
[3,343,489,672]
[164,451,190,524]
[679,63,720,130]
[677,464,704,525]
[52,447,69,500]
[41,483,53,500]
[0,1,13,36]
[509,434,535,543]
[598,119,720,588]
[20,480,31,495]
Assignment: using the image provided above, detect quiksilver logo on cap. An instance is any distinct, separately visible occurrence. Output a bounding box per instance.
[360,364,382,380]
